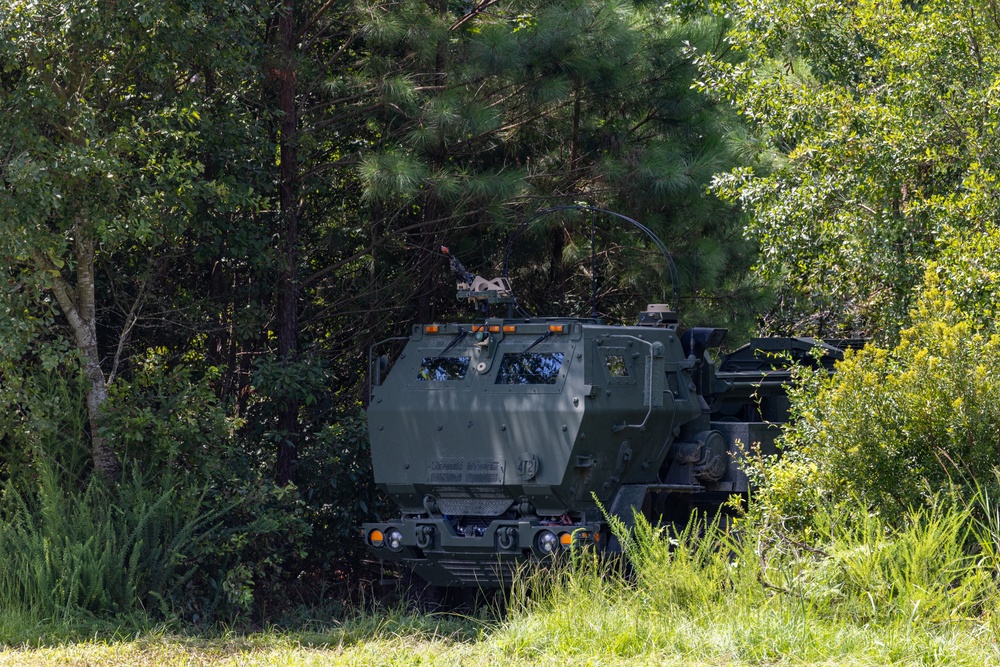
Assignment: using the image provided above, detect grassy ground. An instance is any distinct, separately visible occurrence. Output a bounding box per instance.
[2,595,999,666]
[1,617,998,666]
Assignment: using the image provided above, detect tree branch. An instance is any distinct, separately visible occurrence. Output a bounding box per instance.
[108,284,147,384]
[300,214,487,290]
[31,251,82,331]
[449,0,503,32]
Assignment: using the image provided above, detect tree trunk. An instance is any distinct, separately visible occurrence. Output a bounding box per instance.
[34,225,119,478]
[274,0,300,487]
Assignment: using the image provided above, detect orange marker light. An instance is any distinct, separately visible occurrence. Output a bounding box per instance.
[488,325,501,333]
[549,325,565,333]
[369,529,385,548]
[471,325,484,332]
[424,325,439,334]
[503,325,516,333]
[560,532,573,546]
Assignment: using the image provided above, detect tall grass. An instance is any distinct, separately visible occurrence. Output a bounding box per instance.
[0,462,215,632]
[9,494,1000,663]
[492,495,1000,664]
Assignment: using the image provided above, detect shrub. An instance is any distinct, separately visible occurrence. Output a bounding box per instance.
[752,272,1000,523]
[103,352,316,619]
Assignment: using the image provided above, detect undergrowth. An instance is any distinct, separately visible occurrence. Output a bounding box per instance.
[491,491,1000,665]
[0,461,214,636]
[7,494,1000,665]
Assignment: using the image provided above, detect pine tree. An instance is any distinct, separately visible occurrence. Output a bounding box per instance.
[352,0,766,337]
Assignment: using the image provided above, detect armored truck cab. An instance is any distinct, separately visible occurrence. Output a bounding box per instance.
[362,304,839,587]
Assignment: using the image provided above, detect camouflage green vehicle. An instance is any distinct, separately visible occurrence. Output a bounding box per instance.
[362,210,843,588]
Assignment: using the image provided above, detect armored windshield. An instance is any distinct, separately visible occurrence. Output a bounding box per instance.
[417,357,471,381]
[495,352,564,385]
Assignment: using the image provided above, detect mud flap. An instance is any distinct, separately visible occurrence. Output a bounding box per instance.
[605,484,649,553]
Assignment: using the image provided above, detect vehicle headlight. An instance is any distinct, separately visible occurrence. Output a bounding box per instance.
[385,527,404,552]
[536,530,558,554]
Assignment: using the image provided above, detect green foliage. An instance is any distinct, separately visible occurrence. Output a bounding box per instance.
[0,0,372,592]
[240,357,388,582]
[103,353,238,480]
[0,360,92,489]
[355,0,766,336]
[105,356,324,618]
[0,0,234,262]
[932,224,1000,324]
[697,0,1000,338]
[0,352,317,622]
[751,271,1000,522]
[296,411,389,566]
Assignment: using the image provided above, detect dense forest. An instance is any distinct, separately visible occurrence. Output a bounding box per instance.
[3,0,1000,626]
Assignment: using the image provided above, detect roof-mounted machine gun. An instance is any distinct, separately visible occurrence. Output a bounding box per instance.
[442,246,513,305]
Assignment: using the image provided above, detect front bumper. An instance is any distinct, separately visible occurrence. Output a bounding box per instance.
[362,517,605,587]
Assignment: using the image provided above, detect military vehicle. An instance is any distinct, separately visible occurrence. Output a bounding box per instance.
[362,207,843,588]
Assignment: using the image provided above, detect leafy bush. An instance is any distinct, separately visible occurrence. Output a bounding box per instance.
[933,225,1000,322]
[752,272,1000,523]
[102,352,316,619]
[241,355,389,601]
[102,350,240,484]
[297,411,387,553]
